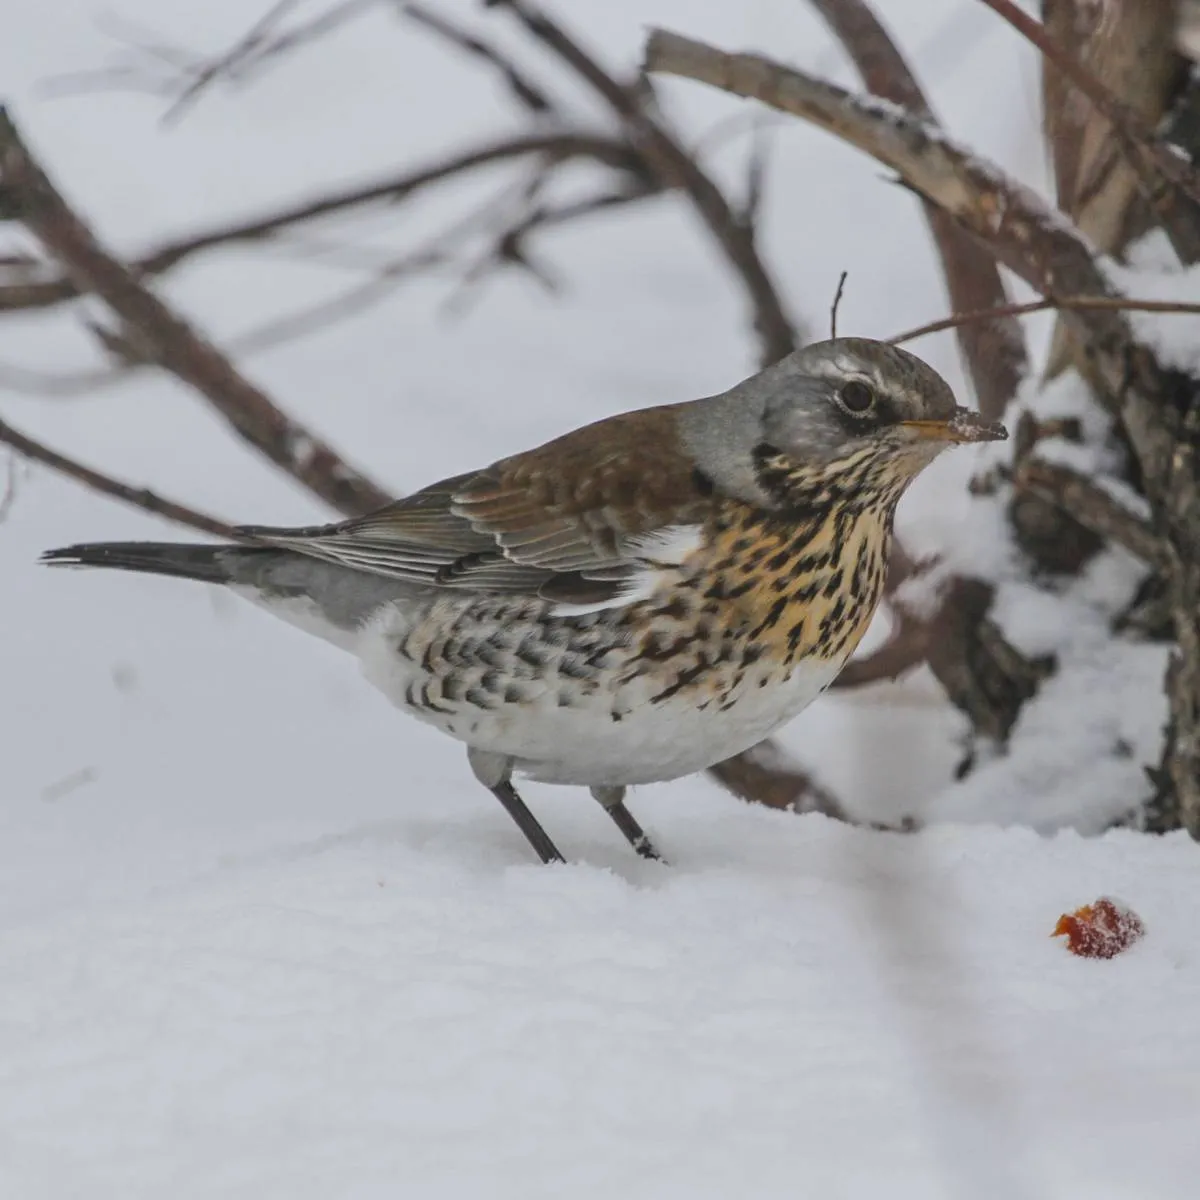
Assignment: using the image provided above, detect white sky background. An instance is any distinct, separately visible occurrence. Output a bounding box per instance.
[4,4,1199,1198]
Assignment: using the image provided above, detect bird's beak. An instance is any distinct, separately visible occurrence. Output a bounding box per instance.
[901,407,1008,444]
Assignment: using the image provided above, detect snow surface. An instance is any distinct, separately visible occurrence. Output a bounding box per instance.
[2,1,1199,1196]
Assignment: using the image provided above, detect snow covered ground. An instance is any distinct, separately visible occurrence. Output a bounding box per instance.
[2,1,1198,1196]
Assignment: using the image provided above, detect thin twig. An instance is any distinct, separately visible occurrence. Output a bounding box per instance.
[0,413,241,538]
[889,295,1200,346]
[0,106,391,518]
[829,269,847,338]
[170,0,379,123]
[401,3,557,114]
[488,0,799,365]
[807,0,1026,421]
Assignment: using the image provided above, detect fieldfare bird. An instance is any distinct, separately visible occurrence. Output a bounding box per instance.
[44,338,1005,864]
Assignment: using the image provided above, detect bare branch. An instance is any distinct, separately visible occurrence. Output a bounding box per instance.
[706,741,849,819]
[807,0,1025,420]
[488,0,800,365]
[0,106,391,517]
[889,295,1200,347]
[832,610,930,689]
[1015,459,1165,569]
[923,577,1056,743]
[0,133,642,314]
[402,3,557,115]
[708,740,917,830]
[0,412,240,538]
[979,0,1200,262]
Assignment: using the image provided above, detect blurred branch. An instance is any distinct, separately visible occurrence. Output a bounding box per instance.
[0,106,391,517]
[0,450,18,522]
[980,0,1200,263]
[807,0,1025,421]
[46,0,382,121]
[401,2,557,115]
[889,295,1200,346]
[833,609,930,689]
[1015,459,1165,569]
[0,412,240,538]
[708,740,917,830]
[0,183,662,401]
[0,132,643,314]
[488,0,800,365]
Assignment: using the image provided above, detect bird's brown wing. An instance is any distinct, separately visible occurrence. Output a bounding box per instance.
[238,405,710,605]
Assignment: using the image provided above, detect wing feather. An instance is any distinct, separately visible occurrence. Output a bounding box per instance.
[238,404,709,603]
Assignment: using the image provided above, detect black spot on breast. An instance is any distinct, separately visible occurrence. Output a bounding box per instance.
[751,595,788,638]
[704,578,729,602]
[692,467,716,497]
[650,661,707,704]
[791,580,821,604]
[656,595,689,620]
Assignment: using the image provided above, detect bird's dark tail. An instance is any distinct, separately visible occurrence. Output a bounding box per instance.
[40,541,237,584]
[43,538,418,641]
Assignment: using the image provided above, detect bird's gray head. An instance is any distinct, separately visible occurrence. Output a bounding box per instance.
[677,337,1007,510]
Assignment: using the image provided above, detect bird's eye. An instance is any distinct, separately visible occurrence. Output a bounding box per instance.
[837,380,876,416]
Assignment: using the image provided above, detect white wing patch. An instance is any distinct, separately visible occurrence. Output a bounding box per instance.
[625,524,705,566]
[548,524,704,617]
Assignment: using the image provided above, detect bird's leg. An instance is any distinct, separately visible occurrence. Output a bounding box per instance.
[467,748,565,865]
[590,785,665,862]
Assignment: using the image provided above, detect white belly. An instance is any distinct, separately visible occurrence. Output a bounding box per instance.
[356,602,843,787]
[506,656,840,785]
